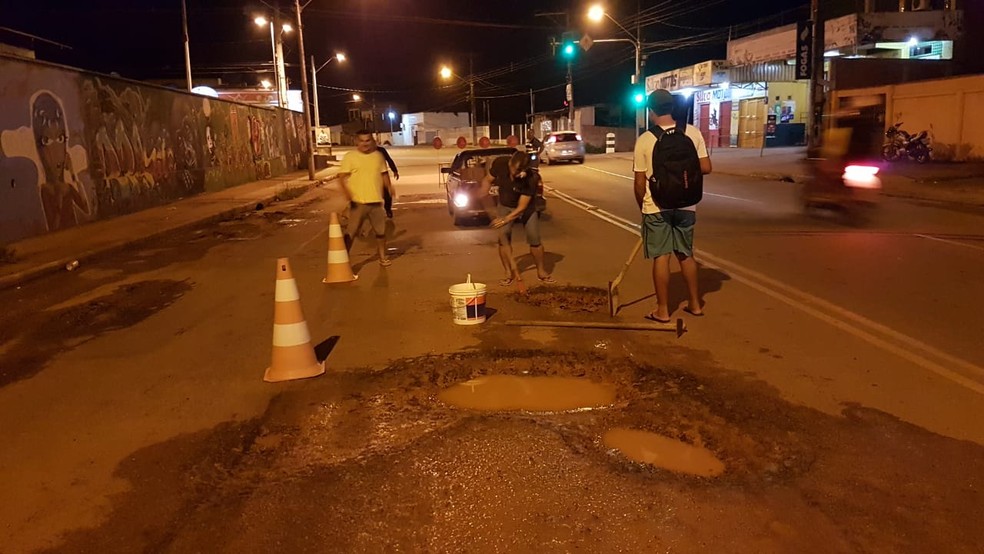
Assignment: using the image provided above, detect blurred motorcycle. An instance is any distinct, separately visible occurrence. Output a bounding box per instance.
[803,105,884,226]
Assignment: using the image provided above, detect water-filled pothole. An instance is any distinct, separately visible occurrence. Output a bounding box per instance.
[604,428,725,477]
[439,375,616,412]
[513,286,608,312]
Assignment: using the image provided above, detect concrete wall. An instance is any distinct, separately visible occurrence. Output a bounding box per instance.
[580,126,637,153]
[834,74,984,160]
[0,55,309,243]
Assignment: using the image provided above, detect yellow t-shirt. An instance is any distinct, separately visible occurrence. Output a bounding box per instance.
[340,150,386,204]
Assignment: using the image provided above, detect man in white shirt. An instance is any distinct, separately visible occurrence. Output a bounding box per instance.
[633,89,712,323]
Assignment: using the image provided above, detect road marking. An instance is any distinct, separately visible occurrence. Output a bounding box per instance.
[914,234,984,252]
[578,165,762,204]
[546,184,984,395]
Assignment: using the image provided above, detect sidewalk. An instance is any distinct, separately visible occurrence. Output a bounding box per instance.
[607,146,984,208]
[0,168,339,290]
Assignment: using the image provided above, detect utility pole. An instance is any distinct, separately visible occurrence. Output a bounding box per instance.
[181,0,192,91]
[808,0,825,151]
[469,55,477,145]
[294,0,315,180]
[567,62,574,131]
[310,55,320,145]
[274,5,288,108]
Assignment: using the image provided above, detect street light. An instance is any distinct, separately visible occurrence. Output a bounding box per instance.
[260,79,272,89]
[352,93,361,101]
[387,110,396,134]
[439,65,476,145]
[586,4,643,134]
[310,51,347,138]
[254,14,293,107]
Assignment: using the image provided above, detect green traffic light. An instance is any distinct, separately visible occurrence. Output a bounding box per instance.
[563,43,575,57]
[633,93,645,104]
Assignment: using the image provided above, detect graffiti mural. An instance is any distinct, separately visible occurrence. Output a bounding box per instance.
[0,55,310,243]
[0,90,91,233]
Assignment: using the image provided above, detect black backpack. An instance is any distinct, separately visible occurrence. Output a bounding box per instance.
[648,123,703,209]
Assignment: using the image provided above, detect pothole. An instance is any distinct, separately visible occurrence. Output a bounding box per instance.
[438,374,616,412]
[513,286,609,312]
[603,428,726,477]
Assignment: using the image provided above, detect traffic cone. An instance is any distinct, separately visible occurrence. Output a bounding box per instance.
[265,258,324,383]
[323,212,358,284]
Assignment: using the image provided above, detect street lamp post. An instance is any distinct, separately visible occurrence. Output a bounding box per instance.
[587,5,643,134]
[254,15,291,108]
[387,111,396,134]
[310,52,346,147]
[440,65,477,145]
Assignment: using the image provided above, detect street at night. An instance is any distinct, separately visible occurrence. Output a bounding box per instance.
[2,0,984,552]
[1,148,983,552]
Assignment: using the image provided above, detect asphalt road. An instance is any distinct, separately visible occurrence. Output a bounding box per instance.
[1,147,982,553]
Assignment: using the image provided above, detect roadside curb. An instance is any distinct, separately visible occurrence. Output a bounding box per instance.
[0,174,339,291]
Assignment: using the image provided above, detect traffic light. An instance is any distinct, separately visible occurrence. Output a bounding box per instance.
[631,88,646,107]
[562,41,576,59]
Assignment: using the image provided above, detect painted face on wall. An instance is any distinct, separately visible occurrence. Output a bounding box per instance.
[32,93,69,181]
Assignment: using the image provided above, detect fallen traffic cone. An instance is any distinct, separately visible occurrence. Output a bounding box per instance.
[323,212,358,284]
[265,258,325,383]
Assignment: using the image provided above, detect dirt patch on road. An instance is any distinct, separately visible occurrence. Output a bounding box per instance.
[41,349,984,553]
[513,285,609,313]
[0,279,192,387]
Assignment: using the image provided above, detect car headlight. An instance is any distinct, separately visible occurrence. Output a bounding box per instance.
[453,193,469,208]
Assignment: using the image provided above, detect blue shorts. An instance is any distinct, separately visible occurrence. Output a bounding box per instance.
[498,205,541,247]
[642,209,696,258]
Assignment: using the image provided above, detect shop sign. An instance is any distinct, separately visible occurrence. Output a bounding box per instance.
[796,21,813,80]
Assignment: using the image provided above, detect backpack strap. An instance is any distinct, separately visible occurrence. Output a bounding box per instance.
[649,125,666,140]
[675,121,686,134]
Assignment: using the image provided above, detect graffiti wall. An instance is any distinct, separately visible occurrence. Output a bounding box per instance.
[0,55,308,243]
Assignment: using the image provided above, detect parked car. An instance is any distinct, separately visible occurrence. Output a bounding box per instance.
[439,147,545,226]
[541,131,585,165]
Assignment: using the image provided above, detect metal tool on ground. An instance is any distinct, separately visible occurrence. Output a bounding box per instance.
[608,237,644,317]
[265,257,325,382]
[507,319,686,337]
[323,212,357,283]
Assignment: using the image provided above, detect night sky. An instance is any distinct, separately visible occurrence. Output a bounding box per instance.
[2,0,815,124]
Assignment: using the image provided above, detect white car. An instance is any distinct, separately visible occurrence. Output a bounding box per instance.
[541,131,585,165]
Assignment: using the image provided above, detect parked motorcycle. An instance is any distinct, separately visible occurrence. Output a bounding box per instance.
[882,122,931,164]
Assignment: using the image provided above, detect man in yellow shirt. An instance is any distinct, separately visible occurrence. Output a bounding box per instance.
[339,129,396,266]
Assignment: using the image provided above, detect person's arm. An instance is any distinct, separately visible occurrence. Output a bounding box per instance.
[492,194,532,228]
[689,125,712,175]
[632,135,648,210]
[634,172,647,210]
[379,147,399,179]
[381,171,394,197]
[338,156,354,200]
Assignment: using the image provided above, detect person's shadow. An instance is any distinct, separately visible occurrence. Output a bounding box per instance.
[621,262,731,313]
[515,251,565,276]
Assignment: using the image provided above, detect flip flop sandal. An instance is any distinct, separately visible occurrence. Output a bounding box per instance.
[499,277,515,286]
[683,307,705,317]
[538,275,557,284]
[644,313,672,324]
[379,258,393,267]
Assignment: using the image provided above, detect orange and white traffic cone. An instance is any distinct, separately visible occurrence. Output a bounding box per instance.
[323,212,358,283]
[264,258,324,383]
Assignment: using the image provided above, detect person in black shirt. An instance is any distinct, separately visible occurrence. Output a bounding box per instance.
[484,150,555,286]
[373,141,399,218]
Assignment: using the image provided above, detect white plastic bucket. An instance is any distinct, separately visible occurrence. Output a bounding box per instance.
[449,274,487,325]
